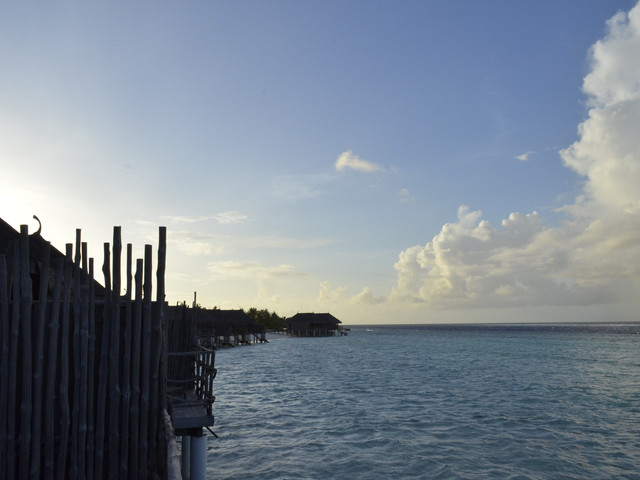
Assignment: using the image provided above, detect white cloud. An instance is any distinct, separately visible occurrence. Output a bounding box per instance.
[208,260,300,279]
[390,2,640,311]
[560,4,640,217]
[318,281,347,304]
[351,287,385,304]
[162,212,248,224]
[335,150,383,173]
[272,173,332,200]
[398,188,411,202]
[169,230,225,256]
[514,151,535,161]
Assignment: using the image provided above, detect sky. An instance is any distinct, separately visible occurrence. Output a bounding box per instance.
[2,0,640,324]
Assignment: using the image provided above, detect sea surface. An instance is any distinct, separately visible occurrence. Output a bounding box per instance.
[206,324,640,479]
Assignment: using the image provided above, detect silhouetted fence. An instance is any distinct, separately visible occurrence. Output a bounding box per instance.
[0,225,169,479]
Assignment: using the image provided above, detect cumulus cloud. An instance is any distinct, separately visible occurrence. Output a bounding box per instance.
[318,281,347,304]
[392,3,640,311]
[351,287,385,304]
[335,150,383,173]
[561,4,640,216]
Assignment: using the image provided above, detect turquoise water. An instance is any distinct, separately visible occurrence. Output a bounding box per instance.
[207,324,640,479]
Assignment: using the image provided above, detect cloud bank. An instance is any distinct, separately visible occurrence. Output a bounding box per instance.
[392,3,640,311]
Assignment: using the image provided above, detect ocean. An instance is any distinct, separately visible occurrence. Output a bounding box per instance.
[206,324,640,479]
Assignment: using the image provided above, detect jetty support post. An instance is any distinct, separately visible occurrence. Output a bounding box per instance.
[181,436,191,480]
[190,430,207,480]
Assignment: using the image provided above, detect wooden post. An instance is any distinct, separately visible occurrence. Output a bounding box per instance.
[77,241,90,480]
[7,241,20,480]
[19,226,33,477]
[139,245,153,476]
[0,253,8,480]
[129,258,143,478]
[70,230,82,479]
[56,246,73,479]
[30,239,50,478]
[120,244,133,478]
[94,243,112,479]
[108,227,122,480]
[44,258,63,478]
[149,227,166,469]
[157,227,167,410]
[86,257,96,480]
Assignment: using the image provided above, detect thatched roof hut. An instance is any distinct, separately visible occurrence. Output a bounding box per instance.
[285,313,342,336]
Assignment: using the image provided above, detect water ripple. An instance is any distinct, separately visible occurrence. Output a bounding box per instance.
[208,325,640,479]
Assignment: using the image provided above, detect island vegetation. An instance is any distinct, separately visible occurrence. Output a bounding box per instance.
[242,307,285,331]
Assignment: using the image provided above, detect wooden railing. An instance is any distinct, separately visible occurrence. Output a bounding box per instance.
[167,345,216,415]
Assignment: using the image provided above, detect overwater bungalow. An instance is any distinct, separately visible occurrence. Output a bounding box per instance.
[195,308,267,347]
[284,312,346,337]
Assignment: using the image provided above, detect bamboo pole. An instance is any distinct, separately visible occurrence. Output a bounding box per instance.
[44,258,63,479]
[108,227,122,480]
[70,230,81,479]
[158,227,167,412]
[0,253,8,480]
[139,245,153,477]
[94,243,112,480]
[19,226,33,477]
[7,241,20,480]
[86,257,96,480]
[149,228,166,469]
[119,244,133,478]
[77,241,90,479]
[56,246,73,479]
[30,239,50,478]
[129,258,143,478]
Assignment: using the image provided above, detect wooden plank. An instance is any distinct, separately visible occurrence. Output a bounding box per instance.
[30,240,50,478]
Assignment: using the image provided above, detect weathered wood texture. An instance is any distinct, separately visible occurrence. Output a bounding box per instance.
[0,225,169,479]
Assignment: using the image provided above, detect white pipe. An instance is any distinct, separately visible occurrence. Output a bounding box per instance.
[190,432,208,480]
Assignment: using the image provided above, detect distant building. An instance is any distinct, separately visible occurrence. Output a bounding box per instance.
[195,308,266,347]
[284,313,345,337]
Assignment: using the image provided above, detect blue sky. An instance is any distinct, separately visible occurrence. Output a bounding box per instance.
[2,1,640,323]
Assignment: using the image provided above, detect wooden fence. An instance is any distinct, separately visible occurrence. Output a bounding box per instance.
[0,225,169,479]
